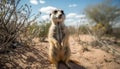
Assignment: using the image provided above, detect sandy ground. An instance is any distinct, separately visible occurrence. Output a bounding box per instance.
[0,35,120,69]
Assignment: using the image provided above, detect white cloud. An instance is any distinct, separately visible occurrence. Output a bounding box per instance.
[76,14,86,18]
[65,19,78,26]
[30,0,38,5]
[66,13,86,19]
[69,4,77,8]
[65,19,74,22]
[66,13,77,18]
[41,15,49,20]
[66,13,88,26]
[39,0,45,4]
[21,11,26,14]
[39,6,57,14]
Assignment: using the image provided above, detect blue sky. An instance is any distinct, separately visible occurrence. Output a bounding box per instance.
[19,0,120,26]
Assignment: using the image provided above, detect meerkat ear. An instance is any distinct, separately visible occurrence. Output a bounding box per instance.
[61,10,64,14]
[49,13,51,17]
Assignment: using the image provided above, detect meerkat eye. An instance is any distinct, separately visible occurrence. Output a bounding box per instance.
[53,10,57,14]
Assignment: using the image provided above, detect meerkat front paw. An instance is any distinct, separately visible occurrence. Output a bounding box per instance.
[54,41,60,47]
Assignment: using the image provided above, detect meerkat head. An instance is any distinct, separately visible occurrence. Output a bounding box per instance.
[50,9,65,24]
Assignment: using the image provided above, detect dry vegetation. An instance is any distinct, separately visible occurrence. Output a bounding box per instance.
[0,0,120,69]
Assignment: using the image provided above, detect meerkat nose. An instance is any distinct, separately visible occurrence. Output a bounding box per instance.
[58,14,62,19]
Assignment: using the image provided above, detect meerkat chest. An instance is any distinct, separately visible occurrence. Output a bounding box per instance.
[53,24,65,44]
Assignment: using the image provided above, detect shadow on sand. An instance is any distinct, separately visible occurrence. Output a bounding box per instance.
[58,61,86,69]
[0,45,50,69]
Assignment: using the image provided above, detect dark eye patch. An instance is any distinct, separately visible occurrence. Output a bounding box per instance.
[61,10,64,14]
[53,10,57,14]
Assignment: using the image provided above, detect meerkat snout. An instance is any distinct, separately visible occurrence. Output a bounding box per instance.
[58,14,62,19]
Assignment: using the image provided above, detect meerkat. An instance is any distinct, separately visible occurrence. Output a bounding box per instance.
[48,9,71,69]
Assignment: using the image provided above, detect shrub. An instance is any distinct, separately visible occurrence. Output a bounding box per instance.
[78,25,89,34]
[92,23,106,38]
[0,0,40,52]
[39,21,51,41]
[26,21,51,42]
[68,26,76,35]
